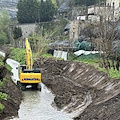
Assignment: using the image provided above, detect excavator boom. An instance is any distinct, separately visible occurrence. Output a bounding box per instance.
[25,38,33,69]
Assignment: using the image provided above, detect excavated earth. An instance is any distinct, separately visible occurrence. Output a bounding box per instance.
[34,57,120,120]
[0,66,22,120]
[0,47,22,120]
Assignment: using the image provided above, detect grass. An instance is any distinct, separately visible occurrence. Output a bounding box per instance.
[0,91,7,112]
[0,103,4,112]
[10,47,25,64]
[68,53,99,65]
[40,53,53,58]
[0,78,7,87]
[109,68,120,78]
[0,55,4,65]
[5,64,12,73]
[0,92,7,100]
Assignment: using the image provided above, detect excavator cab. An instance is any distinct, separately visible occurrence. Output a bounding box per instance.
[20,65,26,72]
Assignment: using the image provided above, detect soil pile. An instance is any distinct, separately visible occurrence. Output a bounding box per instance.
[34,57,120,120]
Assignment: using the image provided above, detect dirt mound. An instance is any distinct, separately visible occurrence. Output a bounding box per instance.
[34,57,120,120]
[75,93,120,120]
[0,66,22,120]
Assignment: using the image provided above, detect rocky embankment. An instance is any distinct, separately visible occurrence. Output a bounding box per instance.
[34,57,120,120]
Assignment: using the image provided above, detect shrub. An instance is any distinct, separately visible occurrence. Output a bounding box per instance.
[0,92,8,100]
[0,103,4,112]
[10,47,25,64]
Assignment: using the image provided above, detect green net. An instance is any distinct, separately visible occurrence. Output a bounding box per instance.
[73,40,91,51]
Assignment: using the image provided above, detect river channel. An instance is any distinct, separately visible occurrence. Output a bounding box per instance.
[0,52,73,120]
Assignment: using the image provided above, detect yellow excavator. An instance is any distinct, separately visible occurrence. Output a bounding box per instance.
[17,38,41,91]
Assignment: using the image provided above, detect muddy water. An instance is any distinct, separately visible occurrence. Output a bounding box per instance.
[10,83,72,120]
[4,55,72,120]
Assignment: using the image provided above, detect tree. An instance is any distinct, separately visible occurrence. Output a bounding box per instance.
[39,0,55,22]
[74,0,99,6]
[52,0,58,12]
[17,0,55,23]
[0,8,10,45]
[29,26,50,55]
[13,26,22,39]
[0,8,10,33]
[0,32,8,45]
[17,0,39,23]
[95,6,120,77]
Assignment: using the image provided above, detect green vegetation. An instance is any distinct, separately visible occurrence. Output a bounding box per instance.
[68,54,99,65]
[41,53,53,58]
[0,32,8,45]
[0,103,4,112]
[29,27,50,56]
[13,26,22,39]
[37,18,68,41]
[0,92,8,112]
[17,0,56,23]
[9,46,120,79]
[109,69,120,78]
[5,64,12,73]
[0,55,4,65]
[0,92,7,101]
[70,0,104,6]
[10,47,25,64]
[0,57,9,112]
[0,8,10,45]
[0,78,7,87]
[0,55,12,72]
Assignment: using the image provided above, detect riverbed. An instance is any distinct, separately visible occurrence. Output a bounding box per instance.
[1,52,72,120]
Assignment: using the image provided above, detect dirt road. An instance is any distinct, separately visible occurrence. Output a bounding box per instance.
[34,57,120,120]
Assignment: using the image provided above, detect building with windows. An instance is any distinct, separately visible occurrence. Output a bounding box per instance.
[106,0,120,19]
[106,0,119,9]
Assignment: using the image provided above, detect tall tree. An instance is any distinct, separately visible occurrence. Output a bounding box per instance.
[52,0,58,12]
[74,0,99,6]
[17,0,55,23]
[39,0,55,22]
[0,8,10,45]
[0,8,10,33]
[13,26,22,39]
[17,0,39,23]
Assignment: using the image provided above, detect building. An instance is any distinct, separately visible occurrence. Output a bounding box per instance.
[88,5,112,22]
[106,0,120,19]
[88,0,120,22]
[69,21,80,47]
[106,0,119,9]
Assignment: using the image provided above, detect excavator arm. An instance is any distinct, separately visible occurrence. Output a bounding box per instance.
[25,38,33,69]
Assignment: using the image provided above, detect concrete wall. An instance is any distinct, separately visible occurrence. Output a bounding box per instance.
[18,23,37,39]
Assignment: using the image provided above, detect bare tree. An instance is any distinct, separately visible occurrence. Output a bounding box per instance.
[29,26,51,57]
[95,4,120,77]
